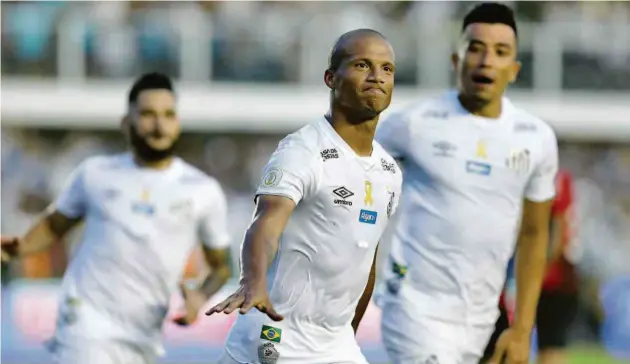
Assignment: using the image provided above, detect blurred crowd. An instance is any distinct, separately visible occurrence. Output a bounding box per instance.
[2,129,630,283]
[2,1,630,88]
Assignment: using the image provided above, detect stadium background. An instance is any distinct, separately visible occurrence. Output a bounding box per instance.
[1,1,629,363]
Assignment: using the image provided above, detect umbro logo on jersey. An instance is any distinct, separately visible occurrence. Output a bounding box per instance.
[320,148,339,161]
[433,141,456,157]
[381,158,396,174]
[333,186,354,206]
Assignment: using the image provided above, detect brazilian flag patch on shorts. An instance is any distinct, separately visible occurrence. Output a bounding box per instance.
[260,325,282,343]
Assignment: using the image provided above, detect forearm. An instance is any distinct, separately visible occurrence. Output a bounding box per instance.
[198,265,231,300]
[19,217,64,256]
[239,221,279,285]
[513,231,549,332]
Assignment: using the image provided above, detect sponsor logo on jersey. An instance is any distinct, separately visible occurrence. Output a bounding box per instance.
[506,148,531,174]
[359,209,378,224]
[261,167,283,188]
[466,161,492,176]
[433,141,457,157]
[320,148,339,161]
[131,202,155,215]
[333,186,354,206]
[514,122,537,133]
[260,325,282,343]
[258,342,280,364]
[381,158,396,174]
[422,110,448,119]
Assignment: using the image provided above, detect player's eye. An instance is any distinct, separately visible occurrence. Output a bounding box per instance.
[355,62,369,69]
[383,65,394,72]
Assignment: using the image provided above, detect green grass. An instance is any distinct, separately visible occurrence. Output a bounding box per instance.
[568,346,630,364]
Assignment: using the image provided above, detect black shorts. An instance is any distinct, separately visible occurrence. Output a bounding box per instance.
[481,304,510,362]
[536,290,578,349]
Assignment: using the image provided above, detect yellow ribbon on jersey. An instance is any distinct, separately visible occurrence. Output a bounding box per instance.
[364,180,373,207]
[476,140,487,160]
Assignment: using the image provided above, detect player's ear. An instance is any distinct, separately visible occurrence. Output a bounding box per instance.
[324,69,335,90]
[450,52,459,72]
[120,115,130,137]
[508,60,522,84]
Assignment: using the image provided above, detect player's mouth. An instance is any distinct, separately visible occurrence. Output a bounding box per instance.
[363,87,386,96]
[471,74,495,87]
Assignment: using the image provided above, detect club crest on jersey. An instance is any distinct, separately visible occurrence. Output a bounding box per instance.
[320,148,339,161]
[258,342,280,364]
[381,158,396,174]
[506,148,531,174]
[333,186,354,206]
[386,188,396,219]
[466,161,492,176]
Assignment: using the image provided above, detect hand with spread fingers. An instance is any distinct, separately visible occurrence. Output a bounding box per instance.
[205,280,283,322]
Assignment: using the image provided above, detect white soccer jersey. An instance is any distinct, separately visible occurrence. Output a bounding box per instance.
[224,117,402,364]
[375,90,558,325]
[53,153,230,350]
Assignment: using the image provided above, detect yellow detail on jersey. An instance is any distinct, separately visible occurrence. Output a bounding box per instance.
[364,180,373,206]
[476,140,488,160]
[141,188,150,201]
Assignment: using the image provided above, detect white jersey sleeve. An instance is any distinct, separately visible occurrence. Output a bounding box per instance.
[255,138,321,205]
[54,161,88,219]
[198,179,231,249]
[525,126,559,202]
[375,111,410,159]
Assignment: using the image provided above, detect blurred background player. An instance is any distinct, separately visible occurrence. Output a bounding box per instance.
[207,29,402,364]
[374,3,558,364]
[481,169,579,364]
[1,73,232,364]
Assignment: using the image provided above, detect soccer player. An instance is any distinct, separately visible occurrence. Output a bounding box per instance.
[0,73,232,364]
[481,170,578,364]
[207,29,402,364]
[374,3,559,364]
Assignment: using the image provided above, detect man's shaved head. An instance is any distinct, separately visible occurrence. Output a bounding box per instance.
[328,29,389,72]
[324,28,395,120]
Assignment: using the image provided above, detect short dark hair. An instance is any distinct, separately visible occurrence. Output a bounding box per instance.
[462,2,518,38]
[328,29,387,72]
[128,72,174,105]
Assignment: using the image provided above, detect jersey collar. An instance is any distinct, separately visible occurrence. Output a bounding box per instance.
[316,116,379,170]
[447,90,514,127]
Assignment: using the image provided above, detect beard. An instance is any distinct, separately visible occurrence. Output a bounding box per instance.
[129,125,179,163]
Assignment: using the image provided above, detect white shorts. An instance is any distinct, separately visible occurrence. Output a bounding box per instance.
[50,336,157,364]
[379,298,495,364]
[217,349,367,364]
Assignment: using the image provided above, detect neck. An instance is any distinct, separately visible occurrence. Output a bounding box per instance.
[458,93,503,119]
[327,106,378,157]
[132,153,174,170]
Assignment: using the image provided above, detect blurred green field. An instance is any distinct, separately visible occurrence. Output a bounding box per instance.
[566,346,630,364]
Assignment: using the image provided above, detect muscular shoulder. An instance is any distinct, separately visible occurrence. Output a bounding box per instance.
[270,123,325,168]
